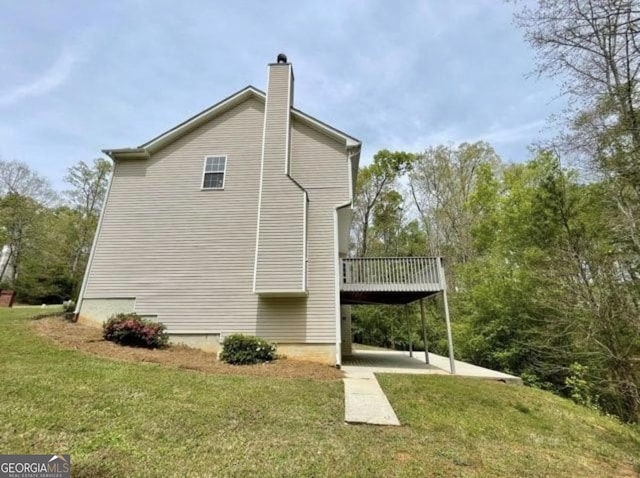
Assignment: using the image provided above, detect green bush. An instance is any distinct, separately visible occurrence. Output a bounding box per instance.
[62,299,76,313]
[62,300,76,321]
[219,334,276,365]
[565,362,600,410]
[103,313,168,349]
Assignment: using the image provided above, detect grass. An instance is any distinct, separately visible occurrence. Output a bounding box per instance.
[1,307,639,477]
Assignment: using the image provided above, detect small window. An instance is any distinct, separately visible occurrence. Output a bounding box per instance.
[202,156,226,189]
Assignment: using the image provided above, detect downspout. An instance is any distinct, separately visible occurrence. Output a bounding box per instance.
[74,158,117,319]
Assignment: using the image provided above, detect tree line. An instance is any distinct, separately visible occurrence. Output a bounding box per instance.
[351,0,640,423]
[0,158,111,303]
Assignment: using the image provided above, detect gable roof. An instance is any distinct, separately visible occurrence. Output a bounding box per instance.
[103,86,361,160]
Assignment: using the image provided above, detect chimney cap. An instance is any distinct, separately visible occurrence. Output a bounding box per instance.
[276,53,288,64]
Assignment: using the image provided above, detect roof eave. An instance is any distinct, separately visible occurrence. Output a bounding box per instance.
[141,86,263,155]
[102,148,149,160]
[102,84,362,160]
[290,107,361,149]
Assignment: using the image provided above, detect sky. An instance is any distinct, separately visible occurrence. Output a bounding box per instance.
[0,0,564,190]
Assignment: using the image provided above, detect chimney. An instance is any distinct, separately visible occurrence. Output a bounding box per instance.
[264,53,294,174]
[253,54,307,295]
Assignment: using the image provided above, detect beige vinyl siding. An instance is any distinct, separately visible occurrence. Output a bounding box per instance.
[82,95,349,344]
[289,119,351,339]
[85,98,264,332]
[254,63,305,292]
[289,119,351,191]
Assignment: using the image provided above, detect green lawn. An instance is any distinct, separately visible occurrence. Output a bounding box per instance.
[1,307,639,477]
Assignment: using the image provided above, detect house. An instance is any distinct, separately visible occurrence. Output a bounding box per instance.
[77,55,451,366]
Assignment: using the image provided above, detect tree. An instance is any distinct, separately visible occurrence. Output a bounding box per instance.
[408,142,500,270]
[515,0,640,254]
[351,150,413,255]
[369,189,405,255]
[0,193,42,283]
[64,159,112,217]
[454,150,640,421]
[12,206,76,303]
[515,0,640,155]
[0,159,56,204]
[514,0,640,422]
[0,161,54,285]
[0,158,112,300]
[63,158,112,292]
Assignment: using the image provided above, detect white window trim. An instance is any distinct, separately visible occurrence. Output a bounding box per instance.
[201,155,227,190]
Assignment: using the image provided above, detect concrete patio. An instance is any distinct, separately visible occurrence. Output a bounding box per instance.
[342,350,521,426]
[343,350,522,383]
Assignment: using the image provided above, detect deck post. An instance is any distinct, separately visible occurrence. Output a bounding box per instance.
[406,304,413,358]
[442,289,456,374]
[439,258,456,375]
[419,298,429,365]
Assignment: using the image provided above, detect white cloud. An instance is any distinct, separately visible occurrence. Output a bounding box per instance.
[381,119,547,152]
[465,119,547,145]
[359,119,548,166]
[0,47,79,107]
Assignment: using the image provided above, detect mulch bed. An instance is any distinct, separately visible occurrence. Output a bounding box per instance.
[31,317,343,381]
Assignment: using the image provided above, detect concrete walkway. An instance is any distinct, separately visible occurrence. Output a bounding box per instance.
[343,368,400,426]
[342,350,520,426]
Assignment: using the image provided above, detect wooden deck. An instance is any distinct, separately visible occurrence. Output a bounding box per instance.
[340,257,445,305]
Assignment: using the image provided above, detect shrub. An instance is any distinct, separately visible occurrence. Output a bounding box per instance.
[219,334,276,365]
[103,313,168,349]
[565,362,600,410]
[62,300,76,321]
[62,299,76,313]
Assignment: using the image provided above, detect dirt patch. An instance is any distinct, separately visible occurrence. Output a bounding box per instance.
[616,462,640,478]
[31,317,343,381]
[394,452,412,464]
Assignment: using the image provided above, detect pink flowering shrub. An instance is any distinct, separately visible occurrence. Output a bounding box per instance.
[103,313,168,349]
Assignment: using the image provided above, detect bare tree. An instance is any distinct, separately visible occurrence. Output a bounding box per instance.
[516,0,640,131]
[0,158,56,204]
[516,0,640,254]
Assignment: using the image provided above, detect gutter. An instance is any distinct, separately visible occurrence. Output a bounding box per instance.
[102,148,150,160]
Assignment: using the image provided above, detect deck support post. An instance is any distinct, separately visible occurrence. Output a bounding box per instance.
[438,256,456,375]
[442,289,456,374]
[406,304,413,357]
[419,298,429,365]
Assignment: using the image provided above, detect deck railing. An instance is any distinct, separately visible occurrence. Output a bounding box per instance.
[340,257,444,292]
